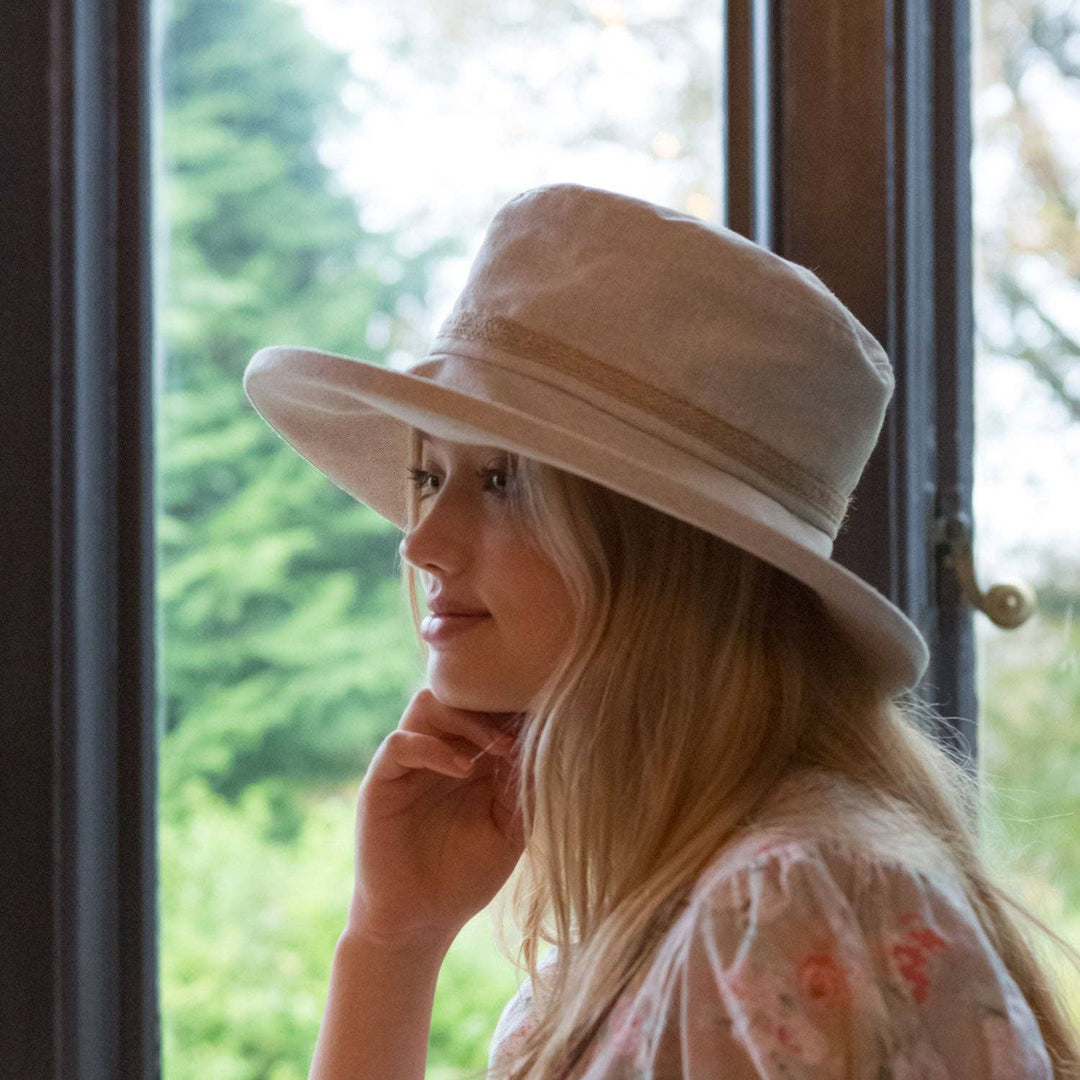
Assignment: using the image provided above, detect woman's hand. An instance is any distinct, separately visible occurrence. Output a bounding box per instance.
[345,686,525,951]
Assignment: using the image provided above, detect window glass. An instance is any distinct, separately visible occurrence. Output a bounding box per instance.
[155,0,723,1073]
[971,0,1080,1018]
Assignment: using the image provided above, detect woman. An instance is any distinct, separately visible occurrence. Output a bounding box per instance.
[243,183,1078,1079]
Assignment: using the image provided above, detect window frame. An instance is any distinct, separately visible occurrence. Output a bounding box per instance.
[726,0,976,764]
[0,0,158,1075]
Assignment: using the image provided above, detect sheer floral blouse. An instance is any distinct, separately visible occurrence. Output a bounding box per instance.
[486,771,1053,1079]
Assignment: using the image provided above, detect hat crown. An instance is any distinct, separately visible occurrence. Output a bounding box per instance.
[425,183,894,540]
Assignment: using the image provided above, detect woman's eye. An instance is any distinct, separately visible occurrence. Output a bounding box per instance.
[406,465,510,498]
[406,465,434,493]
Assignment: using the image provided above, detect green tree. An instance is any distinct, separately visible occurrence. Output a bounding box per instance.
[160,772,522,1079]
[156,3,495,1074]
[155,0,1080,1073]
[158,0,458,806]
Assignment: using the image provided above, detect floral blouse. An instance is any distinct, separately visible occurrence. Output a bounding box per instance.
[487,824,1053,1078]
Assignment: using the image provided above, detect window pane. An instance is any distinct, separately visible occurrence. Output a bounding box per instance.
[154,0,724,1074]
[971,0,1080,1019]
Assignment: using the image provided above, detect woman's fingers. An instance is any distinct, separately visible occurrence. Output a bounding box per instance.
[399,688,519,757]
[372,730,475,782]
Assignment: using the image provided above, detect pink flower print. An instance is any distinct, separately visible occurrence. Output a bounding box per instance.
[722,965,831,1066]
[490,1012,538,1074]
[888,913,949,1004]
[796,951,851,1009]
[899,912,949,951]
[768,1012,831,1067]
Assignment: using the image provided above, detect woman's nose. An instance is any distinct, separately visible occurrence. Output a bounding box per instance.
[399,530,425,566]
[398,501,470,570]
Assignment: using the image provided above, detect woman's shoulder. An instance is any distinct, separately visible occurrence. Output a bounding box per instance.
[702,767,960,884]
[685,815,975,958]
[675,768,985,970]
[490,772,1053,1078]
[619,775,1052,1078]
[667,769,1035,1034]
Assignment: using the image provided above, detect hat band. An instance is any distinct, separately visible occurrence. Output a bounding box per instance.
[427,310,849,538]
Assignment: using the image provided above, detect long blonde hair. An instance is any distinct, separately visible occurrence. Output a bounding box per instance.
[400,433,1080,1079]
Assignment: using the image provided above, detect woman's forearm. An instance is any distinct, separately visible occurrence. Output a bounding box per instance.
[308,928,454,1080]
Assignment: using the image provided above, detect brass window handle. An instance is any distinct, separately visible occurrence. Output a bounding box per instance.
[934,512,1037,629]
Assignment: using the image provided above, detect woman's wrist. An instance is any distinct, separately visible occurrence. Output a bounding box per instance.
[342,904,459,957]
[309,920,454,1079]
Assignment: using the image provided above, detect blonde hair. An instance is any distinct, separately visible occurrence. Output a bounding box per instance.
[399,432,1080,1079]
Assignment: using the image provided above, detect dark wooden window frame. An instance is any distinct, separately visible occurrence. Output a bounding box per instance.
[1,1,158,1076]
[726,0,976,763]
[0,0,973,1074]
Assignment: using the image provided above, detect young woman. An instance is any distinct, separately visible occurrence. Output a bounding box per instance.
[243,183,1079,1079]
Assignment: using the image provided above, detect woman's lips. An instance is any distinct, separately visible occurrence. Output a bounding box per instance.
[420,613,491,643]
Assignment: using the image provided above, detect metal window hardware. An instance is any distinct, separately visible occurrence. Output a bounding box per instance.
[933,512,1037,629]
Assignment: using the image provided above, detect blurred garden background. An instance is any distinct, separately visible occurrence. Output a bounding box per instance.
[153,0,1079,1075]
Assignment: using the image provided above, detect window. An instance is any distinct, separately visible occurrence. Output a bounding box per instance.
[971,0,1080,990]
[156,1,723,1073]
[5,0,1074,1073]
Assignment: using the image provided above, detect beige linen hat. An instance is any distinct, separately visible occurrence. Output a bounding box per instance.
[242,182,929,695]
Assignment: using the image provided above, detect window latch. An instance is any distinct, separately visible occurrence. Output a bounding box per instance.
[933,511,1037,629]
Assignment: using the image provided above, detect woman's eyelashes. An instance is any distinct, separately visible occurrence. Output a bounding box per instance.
[406,462,512,499]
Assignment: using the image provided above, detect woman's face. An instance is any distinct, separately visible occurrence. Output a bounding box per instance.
[398,434,575,716]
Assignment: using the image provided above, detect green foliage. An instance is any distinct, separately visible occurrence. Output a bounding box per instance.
[156,2,517,1073]
[157,0,444,801]
[159,777,345,1079]
[163,0,384,374]
[977,599,1080,1025]
[979,604,1080,930]
[156,0,1080,1073]
[159,775,523,1079]
[429,916,525,1077]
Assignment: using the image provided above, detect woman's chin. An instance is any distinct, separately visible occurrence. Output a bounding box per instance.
[426,676,528,719]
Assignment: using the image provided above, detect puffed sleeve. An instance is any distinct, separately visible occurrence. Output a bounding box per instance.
[487,945,557,1077]
[571,837,1053,1079]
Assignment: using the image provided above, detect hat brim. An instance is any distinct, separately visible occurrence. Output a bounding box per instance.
[243,344,929,695]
